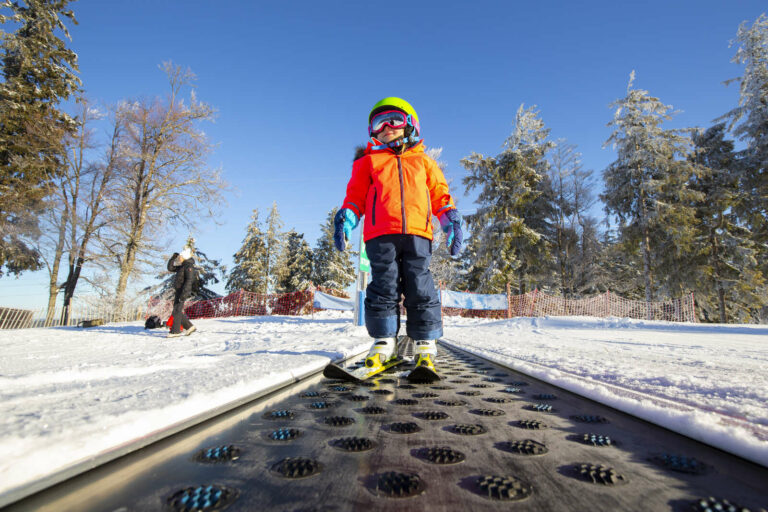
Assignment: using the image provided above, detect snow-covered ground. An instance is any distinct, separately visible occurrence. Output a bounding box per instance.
[1,312,766,504]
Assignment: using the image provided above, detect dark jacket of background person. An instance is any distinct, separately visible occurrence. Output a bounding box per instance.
[172,257,197,304]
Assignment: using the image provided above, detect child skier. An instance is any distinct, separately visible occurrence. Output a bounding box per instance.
[334,97,463,371]
[167,247,198,338]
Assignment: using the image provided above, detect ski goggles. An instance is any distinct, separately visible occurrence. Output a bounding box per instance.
[369,110,410,135]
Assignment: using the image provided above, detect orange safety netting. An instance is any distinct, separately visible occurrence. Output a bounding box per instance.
[145,288,697,323]
[145,287,348,322]
[442,290,697,323]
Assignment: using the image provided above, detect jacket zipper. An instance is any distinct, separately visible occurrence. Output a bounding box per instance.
[372,187,377,226]
[426,187,433,231]
[397,155,406,234]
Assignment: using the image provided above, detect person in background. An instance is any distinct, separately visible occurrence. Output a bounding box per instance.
[167,247,197,338]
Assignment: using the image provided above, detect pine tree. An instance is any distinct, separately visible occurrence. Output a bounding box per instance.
[601,72,701,302]
[264,202,285,293]
[0,0,80,276]
[722,14,768,268]
[690,123,766,322]
[426,148,462,289]
[226,210,268,293]
[461,104,554,293]
[276,230,313,293]
[313,207,355,291]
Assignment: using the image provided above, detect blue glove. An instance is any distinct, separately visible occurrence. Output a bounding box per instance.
[438,209,463,256]
[334,208,359,251]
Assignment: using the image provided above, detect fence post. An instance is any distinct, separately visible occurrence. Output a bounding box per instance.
[690,292,696,323]
[235,290,243,317]
[506,282,512,319]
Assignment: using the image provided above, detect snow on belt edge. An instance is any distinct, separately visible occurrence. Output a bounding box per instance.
[0,347,370,509]
[440,337,768,469]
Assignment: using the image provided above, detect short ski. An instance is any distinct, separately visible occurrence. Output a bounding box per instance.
[406,363,441,383]
[323,357,406,383]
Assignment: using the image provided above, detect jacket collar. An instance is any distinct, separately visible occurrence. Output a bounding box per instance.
[365,139,424,156]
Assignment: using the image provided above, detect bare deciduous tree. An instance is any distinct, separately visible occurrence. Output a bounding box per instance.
[100,62,226,307]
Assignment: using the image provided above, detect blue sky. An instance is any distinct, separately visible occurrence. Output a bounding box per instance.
[2,0,766,308]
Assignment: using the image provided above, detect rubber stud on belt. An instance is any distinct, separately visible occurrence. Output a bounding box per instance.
[574,463,628,485]
[360,406,386,415]
[308,401,334,410]
[650,454,708,474]
[436,399,467,407]
[527,403,554,413]
[166,485,238,511]
[264,410,294,420]
[375,471,425,498]
[371,389,393,395]
[484,397,514,403]
[271,457,322,478]
[499,440,548,455]
[196,445,240,463]
[450,423,487,435]
[458,390,482,396]
[388,422,421,434]
[394,398,419,406]
[324,416,355,427]
[346,394,369,402]
[474,475,532,501]
[578,433,613,447]
[470,408,505,416]
[268,428,300,441]
[413,392,439,398]
[417,411,450,421]
[330,437,375,452]
[516,420,547,429]
[690,496,755,511]
[416,446,466,464]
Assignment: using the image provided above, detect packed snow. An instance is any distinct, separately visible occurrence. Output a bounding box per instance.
[1,312,767,505]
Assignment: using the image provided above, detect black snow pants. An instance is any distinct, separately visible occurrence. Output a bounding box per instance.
[364,234,442,340]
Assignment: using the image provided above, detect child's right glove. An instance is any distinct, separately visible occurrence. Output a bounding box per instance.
[438,208,463,256]
[333,208,359,251]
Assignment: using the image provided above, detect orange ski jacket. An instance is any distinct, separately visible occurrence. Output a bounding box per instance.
[342,141,455,242]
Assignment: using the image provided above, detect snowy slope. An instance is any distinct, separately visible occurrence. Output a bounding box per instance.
[0,313,766,504]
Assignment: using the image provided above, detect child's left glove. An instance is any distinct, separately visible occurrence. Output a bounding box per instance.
[334,208,359,251]
[438,208,463,256]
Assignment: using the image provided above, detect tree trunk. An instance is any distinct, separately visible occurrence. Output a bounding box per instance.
[46,219,67,325]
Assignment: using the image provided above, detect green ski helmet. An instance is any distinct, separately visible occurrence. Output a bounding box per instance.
[368,97,421,138]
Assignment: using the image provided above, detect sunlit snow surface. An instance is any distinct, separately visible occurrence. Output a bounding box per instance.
[0,312,766,500]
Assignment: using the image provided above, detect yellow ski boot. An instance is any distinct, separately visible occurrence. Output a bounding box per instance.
[365,337,397,369]
[415,339,437,371]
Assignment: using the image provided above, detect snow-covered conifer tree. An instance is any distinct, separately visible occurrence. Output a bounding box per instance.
[426,148,462,289]
[0,0,80,276]
[461,104,554,293]
[722,14,768,262]
[690,123,766,322]
[226,210,268,293]
[264,202,285,293]
[276,230,313,293]
[312,207,355,291]
[602,72,701,302]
